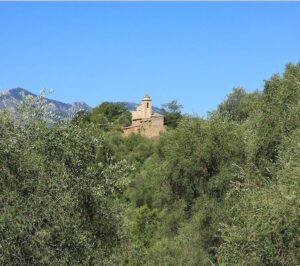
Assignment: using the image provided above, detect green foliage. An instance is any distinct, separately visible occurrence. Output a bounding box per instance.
[118,63,300,265]
[91,102,131,128]
[146,197,223,266]
[1,62,300,265]
[217,87,262,122]
[127,206,159,248]
[217,63,300,265]
[253,63,300,174]
[161,100,183,129]
[0,97,131,265]
[157,116,246,204]
[218,151,300,265]
[72,102,131,132]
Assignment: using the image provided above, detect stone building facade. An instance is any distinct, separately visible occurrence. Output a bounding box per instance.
[123,95,166,138]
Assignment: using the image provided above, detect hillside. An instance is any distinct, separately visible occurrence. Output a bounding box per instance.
[0,88,91,117]
[1,62,299,265]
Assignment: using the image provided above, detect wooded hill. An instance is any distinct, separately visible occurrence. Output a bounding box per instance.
[0,62,299,265]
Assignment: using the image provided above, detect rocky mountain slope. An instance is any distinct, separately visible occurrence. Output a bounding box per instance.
[0,88,162,118]
[0,88,92,117]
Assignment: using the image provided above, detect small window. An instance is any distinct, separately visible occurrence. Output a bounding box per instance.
[147,103,149,108]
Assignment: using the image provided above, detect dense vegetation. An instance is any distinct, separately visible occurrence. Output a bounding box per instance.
[1,63,299,265]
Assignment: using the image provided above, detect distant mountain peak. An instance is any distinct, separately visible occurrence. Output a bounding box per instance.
[9,87,30,93]
[0,88,91,118]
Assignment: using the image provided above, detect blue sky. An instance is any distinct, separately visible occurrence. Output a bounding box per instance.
[0,2,300,116]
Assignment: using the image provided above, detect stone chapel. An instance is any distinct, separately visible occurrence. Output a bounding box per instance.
[123,94,166,138]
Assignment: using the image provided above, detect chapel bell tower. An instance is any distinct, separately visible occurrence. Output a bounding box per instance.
[142,94,152,118]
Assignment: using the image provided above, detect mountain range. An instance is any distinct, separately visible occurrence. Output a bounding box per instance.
[0,88,91,117]
[0,88,161,118]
